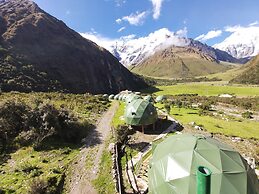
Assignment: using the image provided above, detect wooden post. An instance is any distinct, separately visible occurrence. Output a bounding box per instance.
[142,125,145,134]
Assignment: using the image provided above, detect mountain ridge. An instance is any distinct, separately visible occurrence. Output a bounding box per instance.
[87,28,244,67]
[0,0,147,93]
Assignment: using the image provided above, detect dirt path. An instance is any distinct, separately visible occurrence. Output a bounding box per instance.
[67,102,119,194]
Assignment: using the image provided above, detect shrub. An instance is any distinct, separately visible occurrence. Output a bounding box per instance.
[28,178,48,194]
[115,125,135,145]
[241,111,253,119]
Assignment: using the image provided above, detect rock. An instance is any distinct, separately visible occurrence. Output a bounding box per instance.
[231,137,242,142]
[244,157,256,169]
[189,121,196,126]
[108,143,115,153]
[194,125,203,131]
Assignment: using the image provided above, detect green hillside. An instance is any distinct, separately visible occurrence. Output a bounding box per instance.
[131,47,232,78]
[230,55,259,84]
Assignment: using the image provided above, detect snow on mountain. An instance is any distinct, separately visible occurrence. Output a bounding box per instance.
[81,28,190,66]
[110,28,190,66]
[213,26,259,59]
[81,27,241,66]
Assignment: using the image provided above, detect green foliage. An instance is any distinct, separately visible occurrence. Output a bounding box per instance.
[198,101,213,116]
[0,99,90,152]
[241,111,253,119]
[0,52,64,93]
[167,107,259,139]
[164,103,171,114]
[0,92,109,193]
[112,102,125,128]
[115,125,135,144]
[92,149,115,194]
[145,83,259,97]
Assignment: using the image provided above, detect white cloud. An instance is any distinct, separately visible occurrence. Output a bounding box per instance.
[115,0,126,6]
[224,25,242,32]
[80,32,117,50]
[150,0,164,19]
[249,21,259,26]
[117,26,126,32]
[116,18,122,24]
[116,11,149,26]
[195,30,222,42]
[176,27,188,37]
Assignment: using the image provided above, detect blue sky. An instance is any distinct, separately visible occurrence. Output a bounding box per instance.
[33,0,259,45]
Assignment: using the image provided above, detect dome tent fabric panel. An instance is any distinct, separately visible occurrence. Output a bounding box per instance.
[124,99,157,126]
[148,134,259,194]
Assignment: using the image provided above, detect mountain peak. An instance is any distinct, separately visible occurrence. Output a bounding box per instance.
[213,26,259,59]
[0,0,147,93]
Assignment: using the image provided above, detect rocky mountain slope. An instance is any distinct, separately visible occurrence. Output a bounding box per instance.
[131,46,231,78]
[0,0,146,93]
[214,26,259,59]
[107,28,242,67]
[230,54,259,84]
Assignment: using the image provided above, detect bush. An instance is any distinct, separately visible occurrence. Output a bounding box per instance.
[115,125,135,145]
[242,111,253,119]
[0,99,90,152]
[28,178,48,194]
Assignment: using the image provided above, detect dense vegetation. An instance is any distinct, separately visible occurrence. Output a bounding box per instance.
[0,92,110,193]
[0,46,65,93]
[141,75,222,86]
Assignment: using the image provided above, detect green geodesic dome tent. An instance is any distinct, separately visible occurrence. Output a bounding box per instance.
[126,94,142,104]
[114,94,119,100]
[155,95,165,102]
[148,134,259,194]
[102,94,108,98]
[144,95,154,103]
[108,94,114,100]
[124,99,158,126]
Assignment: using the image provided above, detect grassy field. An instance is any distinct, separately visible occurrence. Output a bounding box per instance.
[163,106,259,139]
[146,83,259,97]
[112,101,126,128]
[0,145,79,193]
[205,66,246,81]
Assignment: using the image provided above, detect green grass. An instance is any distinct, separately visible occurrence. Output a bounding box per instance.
[0,92,110,193]
[147,83,259,97]
[112,101,126,128]
[0,146,79,193]
[92,148,115,194]
[205,66,246,81]
[168,107,259,139]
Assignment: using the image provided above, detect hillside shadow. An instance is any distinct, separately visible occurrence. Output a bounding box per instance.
[141,86,161,94]
[132,119,175,135]
[35,123,102,151]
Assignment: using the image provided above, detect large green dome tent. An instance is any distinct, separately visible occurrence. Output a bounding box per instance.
[148,134,259,194]
[124,99,158,126]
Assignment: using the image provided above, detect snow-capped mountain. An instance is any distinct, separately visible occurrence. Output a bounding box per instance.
[213,26,259,59]
[110,28,190,66]
[81,28,241,66]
